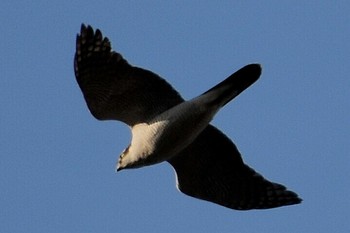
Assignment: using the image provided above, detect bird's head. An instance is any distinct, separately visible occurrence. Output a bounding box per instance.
[116,145,147,172]
[116,146,131,172]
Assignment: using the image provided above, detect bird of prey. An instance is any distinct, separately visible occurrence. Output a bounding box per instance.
[74,24,302,210]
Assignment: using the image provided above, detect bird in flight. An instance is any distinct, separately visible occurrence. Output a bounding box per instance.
[74,24,301,210]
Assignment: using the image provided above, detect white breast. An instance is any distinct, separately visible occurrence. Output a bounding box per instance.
[128,97,219,167]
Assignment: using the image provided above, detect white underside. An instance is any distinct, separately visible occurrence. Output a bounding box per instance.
[117,77,234,170]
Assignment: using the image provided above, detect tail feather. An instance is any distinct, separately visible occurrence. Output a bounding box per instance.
[202,64,261,107]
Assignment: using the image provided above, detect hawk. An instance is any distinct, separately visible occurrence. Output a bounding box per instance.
[74,24,302,210]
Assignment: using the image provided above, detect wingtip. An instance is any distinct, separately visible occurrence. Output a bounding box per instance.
[80,23,86,31]
[294,195,303,204]
[270,185,303,208]
[78,23,94,36]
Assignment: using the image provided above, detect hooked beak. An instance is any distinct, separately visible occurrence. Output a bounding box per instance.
[115,161,124,172]
[116,165,123,172]
[116,146,129,172]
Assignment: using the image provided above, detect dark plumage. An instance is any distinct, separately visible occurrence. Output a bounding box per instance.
[74,24,302,210]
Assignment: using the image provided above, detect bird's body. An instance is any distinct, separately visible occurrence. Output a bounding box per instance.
[121,100,215,169]
[74,24,302,210]
[118,70,252,170]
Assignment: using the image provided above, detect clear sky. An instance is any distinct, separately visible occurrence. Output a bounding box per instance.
[1,1,349,233]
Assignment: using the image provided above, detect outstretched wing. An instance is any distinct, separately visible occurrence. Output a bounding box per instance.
[74,24,183,126]
[168,125,302,210]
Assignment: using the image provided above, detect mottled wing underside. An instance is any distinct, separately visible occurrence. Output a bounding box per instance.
[169,126,302,210]
[74,24,183,125]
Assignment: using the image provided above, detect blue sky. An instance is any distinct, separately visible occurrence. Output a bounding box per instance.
[1,1,349,232]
